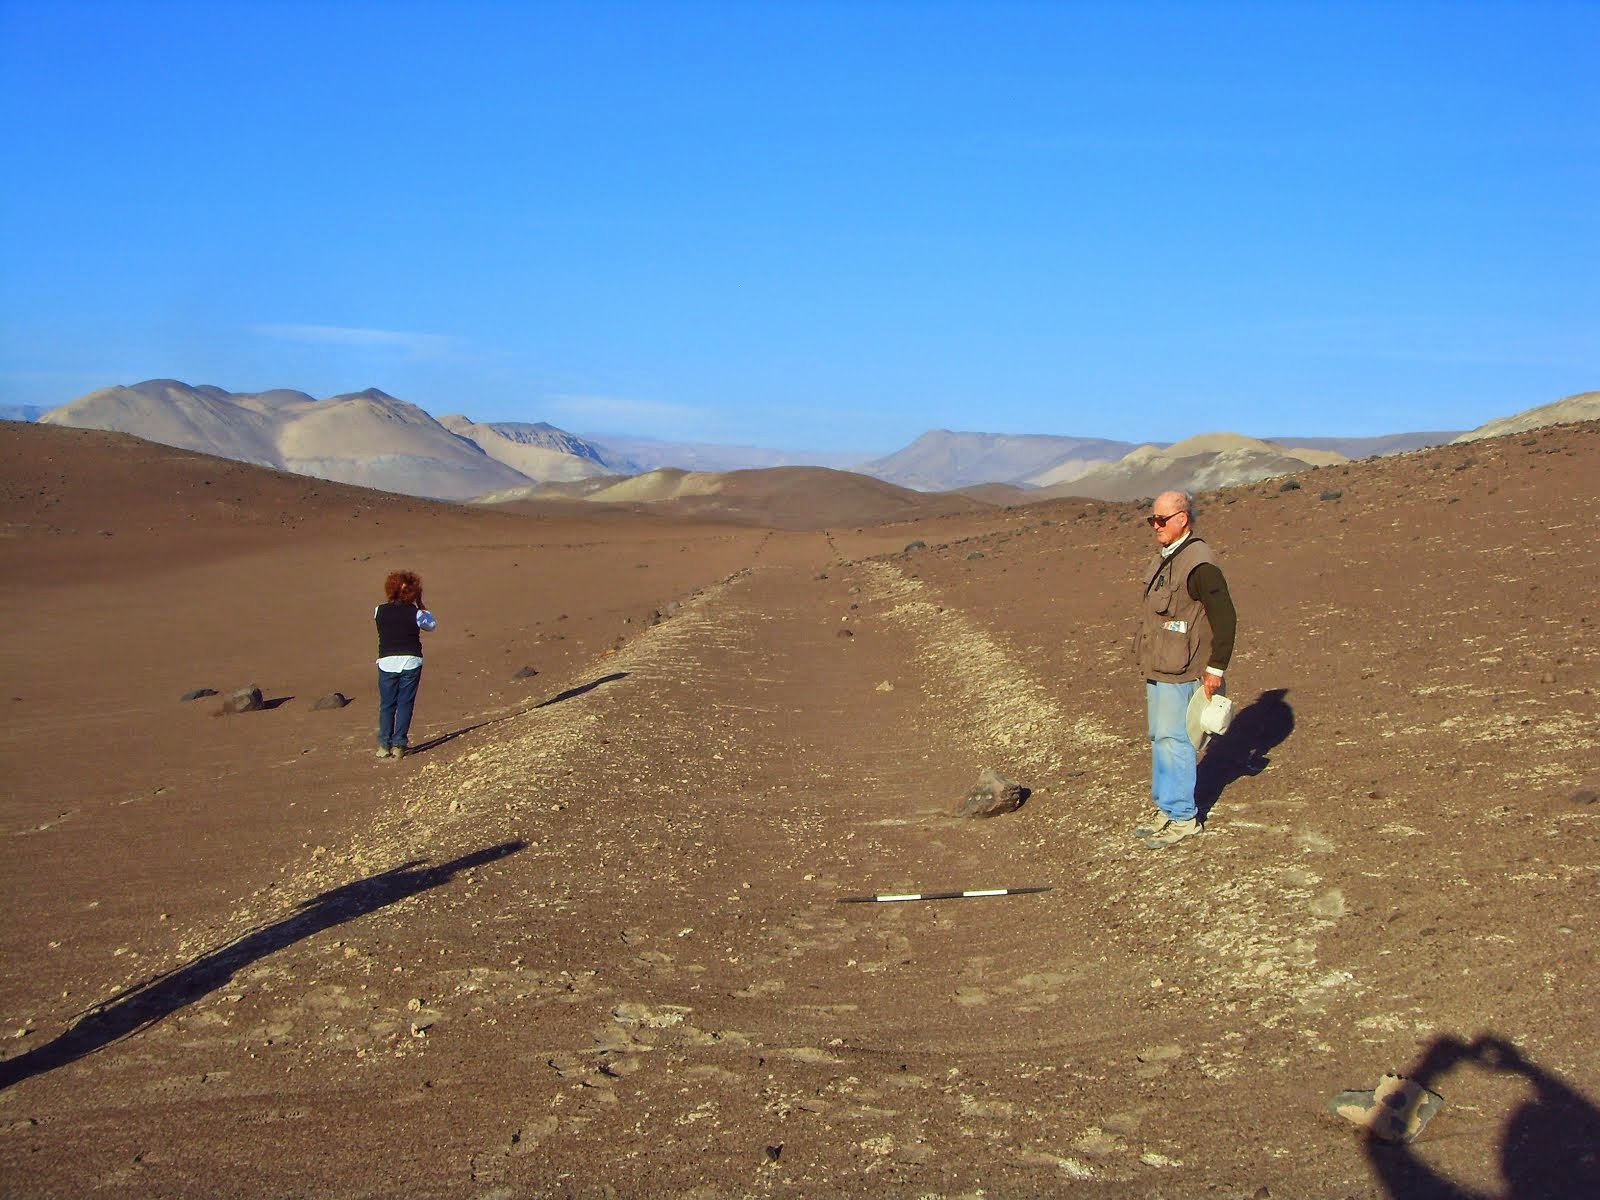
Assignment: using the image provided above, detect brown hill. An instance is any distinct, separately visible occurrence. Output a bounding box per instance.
[2,419,1597,1197]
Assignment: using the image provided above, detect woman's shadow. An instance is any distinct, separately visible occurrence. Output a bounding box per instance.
[0,840,526,1091]
[1196,687,1294,822]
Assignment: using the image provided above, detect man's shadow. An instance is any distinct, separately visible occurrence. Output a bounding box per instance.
[1196,687,1294,821]
[0,840,526,1091]
[1365,1033,1600,1198]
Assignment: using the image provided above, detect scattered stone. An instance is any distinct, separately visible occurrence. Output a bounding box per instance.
[180,688,218,702]
[1320,489,1343,501]
[836,628,854,638]
[765,1143,783,1163]
[966,551,986,560]
[218,685,264,715]
[1279,479,1301,491]
[513,665,539,679]
[903,540,927,553]
[875,680,895,692]
[953,768,1026,818]
[1329,1073,1443,1143]
[313,692,350,710]
[1571,789,1598,806]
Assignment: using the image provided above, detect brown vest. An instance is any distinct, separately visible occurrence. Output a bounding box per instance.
[1137,536,1216,682]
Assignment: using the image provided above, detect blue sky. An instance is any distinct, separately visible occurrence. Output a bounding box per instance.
[1,0,1594,452]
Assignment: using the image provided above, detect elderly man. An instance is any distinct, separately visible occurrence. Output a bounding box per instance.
[1134,490,1237,849]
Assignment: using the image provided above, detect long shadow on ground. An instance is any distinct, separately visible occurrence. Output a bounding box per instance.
[1196,687,1294,822]
[0,840,526,1091]
[408,671,629,755]
[1365,1034,1600,1199]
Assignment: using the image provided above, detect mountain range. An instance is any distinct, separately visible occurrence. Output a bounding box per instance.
[28,378,1600,503]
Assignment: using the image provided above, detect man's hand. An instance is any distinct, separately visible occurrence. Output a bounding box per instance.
[1202,672,1224,698]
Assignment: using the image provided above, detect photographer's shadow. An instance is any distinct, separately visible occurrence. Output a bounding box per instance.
[1197,687,1294,821]
[1366,1034,1600,1199]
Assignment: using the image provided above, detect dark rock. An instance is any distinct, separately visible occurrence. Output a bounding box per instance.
[313,692,350,710]
[1279,479,1301,491]
[1572,789,1598,806]
[953,768,1027,818]
[514,665,539,679]
[966,551,986,561]
[219,685,264,715]
[836,628,854,638]
[903,540,927,553]
[180,688,218,702]
[1320,489,1343,501]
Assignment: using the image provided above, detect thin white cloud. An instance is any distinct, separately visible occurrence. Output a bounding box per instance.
[251,323,457,361]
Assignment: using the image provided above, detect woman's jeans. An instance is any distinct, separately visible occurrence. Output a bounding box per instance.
[377,665,422,751]
[1147,678,1200,821]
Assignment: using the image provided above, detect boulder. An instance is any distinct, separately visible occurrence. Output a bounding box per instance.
[219,685,264,715]
[953,768,1027,818]
[313,692,350,710]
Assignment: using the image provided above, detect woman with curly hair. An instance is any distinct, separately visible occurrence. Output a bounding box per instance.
[374,570,436,759]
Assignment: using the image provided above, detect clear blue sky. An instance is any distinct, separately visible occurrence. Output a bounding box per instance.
[2,0,1594,451]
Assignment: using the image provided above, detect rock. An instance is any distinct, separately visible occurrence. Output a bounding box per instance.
[219,685,264,715]
[1279,479,1301,491]
[836,628,854,639]
[513,665,539,679]
[180,688,218,702]
[966,551,986,560]
[903,540,927,553]
[313,692,350,710]
[1329,1073,1443,1143]
[875,680,895,692]
[953,768,1027,818]
[1320,489,1343,501]
[1572,789,1598,806]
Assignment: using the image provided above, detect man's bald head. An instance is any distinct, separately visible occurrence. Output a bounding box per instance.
[1148,491,1193,547]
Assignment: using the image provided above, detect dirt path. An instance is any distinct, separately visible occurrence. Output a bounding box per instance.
[4,529,1423,1198]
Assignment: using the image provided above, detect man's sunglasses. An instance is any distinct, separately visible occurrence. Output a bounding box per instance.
[1147,512,1186,527]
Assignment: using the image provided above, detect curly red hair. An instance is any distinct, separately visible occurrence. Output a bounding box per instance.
[384,570,423,604]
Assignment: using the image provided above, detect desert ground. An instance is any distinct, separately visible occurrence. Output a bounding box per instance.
[1,421,1596,1198]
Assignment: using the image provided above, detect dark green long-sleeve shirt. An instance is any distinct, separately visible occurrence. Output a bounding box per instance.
[1187,561,1236,671]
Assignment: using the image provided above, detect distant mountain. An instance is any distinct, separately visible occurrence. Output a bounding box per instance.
[1037,433,1347,502]
[861,430,1139,492]
[0,404,47,422]
[439,415,628,481]
[39,380,535,501]
[1263,432,1457,458]
[1452,390,1600,443]
[581,433,868,474]
[481,465,991,530]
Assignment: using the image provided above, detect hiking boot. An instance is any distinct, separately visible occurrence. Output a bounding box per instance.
[389,746,406,761]
[1134,810,1171,838]
[1143,817,1201,849]
[376,746,393,759]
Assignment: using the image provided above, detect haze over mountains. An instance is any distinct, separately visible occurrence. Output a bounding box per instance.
[30,378,1599,504]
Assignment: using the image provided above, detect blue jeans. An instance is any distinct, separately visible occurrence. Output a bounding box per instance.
[1147,679,1200,821]
[377,666,422,751]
